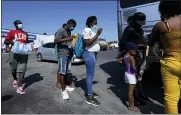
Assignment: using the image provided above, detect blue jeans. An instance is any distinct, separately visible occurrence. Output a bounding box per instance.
[83,50,97,95]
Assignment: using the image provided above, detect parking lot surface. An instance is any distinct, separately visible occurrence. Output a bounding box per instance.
[1,50,180,114]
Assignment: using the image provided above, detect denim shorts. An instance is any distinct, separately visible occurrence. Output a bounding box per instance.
[58,57,69,75]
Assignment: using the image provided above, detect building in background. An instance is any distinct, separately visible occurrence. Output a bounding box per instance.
[1,29,111,52]
[99,38,108,51]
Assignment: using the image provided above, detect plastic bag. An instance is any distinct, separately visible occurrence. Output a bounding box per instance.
[11,41,33,55]
[72,33,79,48]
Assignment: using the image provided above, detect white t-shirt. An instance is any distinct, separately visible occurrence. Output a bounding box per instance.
[82,27,100,52]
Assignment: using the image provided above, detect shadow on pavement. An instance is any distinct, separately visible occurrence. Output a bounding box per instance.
[74,78,98,95]
[42,60,57,63]
[142,62,164,105]
[42,60,84,65]
[142,62,181,113]
[100,61,170,114]
[66,73,78,86]
[71,62,85,66]
[100,61,129,110]
[2,95,13,102]
[24,73,44,89]
[142,62,163,88]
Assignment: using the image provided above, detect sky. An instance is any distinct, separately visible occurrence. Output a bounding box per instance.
[2,1,118,41]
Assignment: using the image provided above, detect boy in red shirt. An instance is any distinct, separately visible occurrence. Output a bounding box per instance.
[4,20,29,94]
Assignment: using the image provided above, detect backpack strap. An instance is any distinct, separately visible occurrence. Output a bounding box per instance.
[163,21,171,32]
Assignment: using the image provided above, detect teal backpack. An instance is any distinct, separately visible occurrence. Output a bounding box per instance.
[73,35,84,59]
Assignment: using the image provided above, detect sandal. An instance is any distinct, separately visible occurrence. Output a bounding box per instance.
[128,106,140,112]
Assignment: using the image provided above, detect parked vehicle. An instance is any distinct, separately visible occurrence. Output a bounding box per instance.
[110,43,119,49]
[99,42,108,51]
[36,42,84,64]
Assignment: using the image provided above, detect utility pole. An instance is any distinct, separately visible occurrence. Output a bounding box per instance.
[117,0,119,43]
[117,0,123,50]
[117,0,122,46]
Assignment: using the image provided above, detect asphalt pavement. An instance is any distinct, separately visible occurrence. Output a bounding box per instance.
[1,50,181,114]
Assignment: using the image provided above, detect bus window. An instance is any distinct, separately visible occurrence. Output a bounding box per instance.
[120,0,160,8]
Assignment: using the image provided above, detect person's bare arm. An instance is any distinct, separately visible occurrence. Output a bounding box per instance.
[84,34,99,47]
[129,56,137,71]
[146,45,149,56]
[54,29,74,43]
[118,57,123,63]
[4,31,14,52]
[148,22,164,47]
[4,40,14,52]
[54,36,73,43]
[84,28,103,47]
[4,40,13,45]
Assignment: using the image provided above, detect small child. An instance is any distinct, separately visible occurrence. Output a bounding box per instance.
[123,42,139,111]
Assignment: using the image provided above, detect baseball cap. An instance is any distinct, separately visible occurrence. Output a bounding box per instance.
[125,42,137,50]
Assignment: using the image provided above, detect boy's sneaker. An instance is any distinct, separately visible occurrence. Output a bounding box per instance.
[62,90,69,100]
[13,80,17,88]
[65,86,74,92]
[17,87,25,94]
[93,92,99,98]
[85,92,99,98]
[86,95,101,106]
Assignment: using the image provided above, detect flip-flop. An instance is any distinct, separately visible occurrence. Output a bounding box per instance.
[128,106,140,112]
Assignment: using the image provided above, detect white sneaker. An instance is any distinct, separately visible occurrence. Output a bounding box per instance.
[65,86,74,92]
[13,80,17,88]
[62,90,69,100]
[17,87,25,94]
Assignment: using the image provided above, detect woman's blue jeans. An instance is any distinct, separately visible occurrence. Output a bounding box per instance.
[83,50,97,95]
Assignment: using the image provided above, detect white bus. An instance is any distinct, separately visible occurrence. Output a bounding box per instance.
[117,0,161,59]
[117,0,160,42]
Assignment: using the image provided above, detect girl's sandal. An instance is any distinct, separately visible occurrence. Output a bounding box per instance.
[128,106,140,112]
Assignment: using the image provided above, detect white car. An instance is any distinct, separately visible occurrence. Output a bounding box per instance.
[110,43,119,49]
[36,42,84,64]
